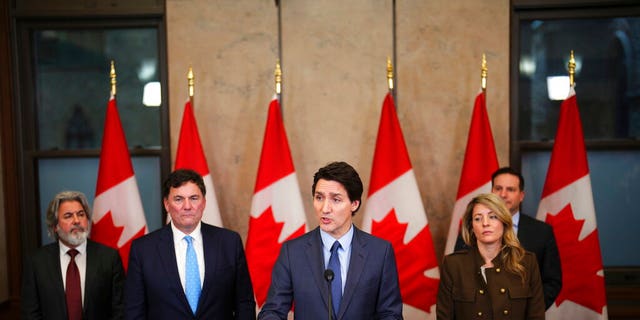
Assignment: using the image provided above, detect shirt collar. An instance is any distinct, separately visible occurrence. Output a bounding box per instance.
[59,239,87,256]
[512,211,521,228]
[320,224,354,251]
[171,221,203,243]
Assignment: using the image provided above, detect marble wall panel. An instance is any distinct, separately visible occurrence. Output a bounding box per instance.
[166,0,509,260]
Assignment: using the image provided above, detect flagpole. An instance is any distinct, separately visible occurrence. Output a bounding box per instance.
[110,60,117,97]
[568,50,575,87]
[391,0,397,105]
[387,57,394,91]
[188,66,195,106]
[481,53,487,93]
[94,59,148,270]
[274,59,282,97]
[386,57,395,108]
[247,57,307,307]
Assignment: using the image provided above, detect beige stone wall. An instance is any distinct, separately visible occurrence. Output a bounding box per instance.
[166,0,509,260]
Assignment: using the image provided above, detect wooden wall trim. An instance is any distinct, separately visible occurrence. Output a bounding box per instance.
[0,0,21,317]
[13,0,164,17]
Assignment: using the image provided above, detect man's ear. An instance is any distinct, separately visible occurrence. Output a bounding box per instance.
[163,198,170,213]
[351,200,360,212]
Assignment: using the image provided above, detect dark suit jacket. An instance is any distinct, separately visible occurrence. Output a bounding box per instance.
[21,240,125,320]
[454,213,562,309]
[258,226,403,320]
[437,246,545,320]
[124,223,255,320]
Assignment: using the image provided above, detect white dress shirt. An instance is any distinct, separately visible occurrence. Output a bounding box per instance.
[320,225,354,294]
[59,240,87,306]
[172,222,205,291]
[512,211,521,235]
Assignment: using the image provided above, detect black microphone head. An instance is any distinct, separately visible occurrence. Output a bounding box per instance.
[324,269,334,282]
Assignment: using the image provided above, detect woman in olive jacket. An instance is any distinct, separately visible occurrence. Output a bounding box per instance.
[437,193,545,320]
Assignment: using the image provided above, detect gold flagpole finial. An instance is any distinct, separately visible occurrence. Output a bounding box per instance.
[481,53,488,91]
[275,59,282,95]
[386,56,394,91]
[110,60,116,96]
[568,50,576,87]
[188,66,195,100]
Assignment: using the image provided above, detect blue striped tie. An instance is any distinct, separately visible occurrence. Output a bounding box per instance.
[184,236,201,314]
[328,241,342,317]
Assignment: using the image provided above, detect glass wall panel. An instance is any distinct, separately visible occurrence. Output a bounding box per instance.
[33,28,161,150]
[518,17,640,141]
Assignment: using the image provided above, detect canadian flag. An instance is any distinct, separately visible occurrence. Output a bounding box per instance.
[173,99,223,227]
[444,91,499,254]
[246,96,306,308]
[536,86,608,319]
[92,96,147,271]
[362,93,440,319]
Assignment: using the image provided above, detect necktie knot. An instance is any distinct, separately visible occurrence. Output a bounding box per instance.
[330,241,341,254]
[184,235,194,245]
[67,249,79,259]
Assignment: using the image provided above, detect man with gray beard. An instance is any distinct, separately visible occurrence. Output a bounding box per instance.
[22,191,125,320]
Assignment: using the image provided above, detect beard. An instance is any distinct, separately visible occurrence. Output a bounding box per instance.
[57,225,90,247]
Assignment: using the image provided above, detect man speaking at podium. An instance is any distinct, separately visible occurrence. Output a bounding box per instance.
[259,161,403,320]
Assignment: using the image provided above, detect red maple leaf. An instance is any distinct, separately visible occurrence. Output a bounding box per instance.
[372,209,439,313]
[92,211,123,249]
[91,211,145,271]
[546,204,606,313]
[246,206,305,307]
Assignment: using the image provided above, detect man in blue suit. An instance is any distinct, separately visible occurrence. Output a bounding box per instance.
[124,169,255,319]
[258,161,403,320]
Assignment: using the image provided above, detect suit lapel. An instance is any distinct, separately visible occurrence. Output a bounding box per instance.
[157,225,191,312]
[46,243,68,317]
[304,228,332,312]
[198,223,219,315]
[84,241,97,315]
[338,227,367,319]
[46,243,66,293]
[517,214,532,245]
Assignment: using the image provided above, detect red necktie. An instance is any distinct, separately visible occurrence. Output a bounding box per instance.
[66,249,82,320]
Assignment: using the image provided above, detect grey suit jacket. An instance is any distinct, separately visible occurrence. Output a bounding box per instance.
[21,240,125,320]
[258,226,403,320]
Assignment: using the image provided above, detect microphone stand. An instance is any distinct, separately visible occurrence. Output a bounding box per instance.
[324,269,334,320]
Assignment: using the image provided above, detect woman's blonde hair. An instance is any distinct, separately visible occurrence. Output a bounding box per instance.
[461,193,527,284]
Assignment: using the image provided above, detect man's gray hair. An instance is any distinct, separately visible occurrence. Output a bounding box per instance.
[45,191,92,240]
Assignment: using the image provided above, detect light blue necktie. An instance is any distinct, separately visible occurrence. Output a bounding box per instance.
[184,235,201,315]
[328,241,342,317]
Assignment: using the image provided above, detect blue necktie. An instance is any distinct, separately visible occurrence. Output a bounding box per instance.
[328,241,342,317]
[184,236,201,315]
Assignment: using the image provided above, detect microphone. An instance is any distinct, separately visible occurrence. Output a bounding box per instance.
[324,269,334,320]
[324,269,334,282]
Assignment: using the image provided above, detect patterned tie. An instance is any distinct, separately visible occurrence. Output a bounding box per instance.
[184,236,201,315]
[328,241,342,317]
[65,249,82,320]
